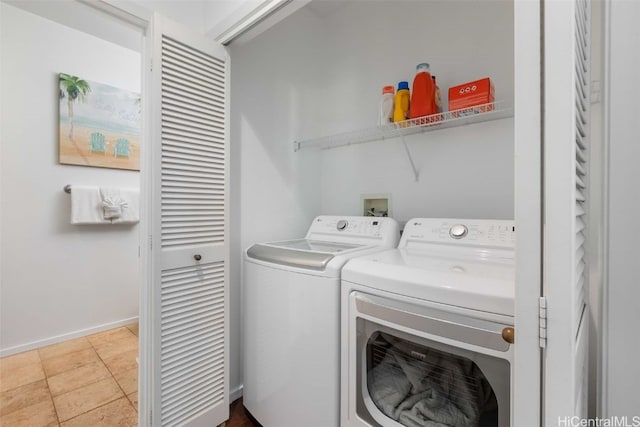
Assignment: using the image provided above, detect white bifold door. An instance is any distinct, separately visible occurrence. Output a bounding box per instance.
[543,0,591,422]
[514,0,591,424]
[144,13,229,427]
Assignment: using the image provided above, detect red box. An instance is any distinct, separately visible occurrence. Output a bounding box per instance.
[448,77,495,116]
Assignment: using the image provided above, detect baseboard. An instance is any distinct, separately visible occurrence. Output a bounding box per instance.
[0,316,139,357]
[230,384,243,402]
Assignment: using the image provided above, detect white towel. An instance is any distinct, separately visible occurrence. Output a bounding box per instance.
[71,186,106,225]
[111,188,140,224]
[99,187,127,220]
[70,185,140,225]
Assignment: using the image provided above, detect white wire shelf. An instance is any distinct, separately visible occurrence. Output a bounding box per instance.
[293,101,513,152]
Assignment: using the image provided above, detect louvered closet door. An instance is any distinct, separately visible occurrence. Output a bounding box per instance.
[149,14,229,427]
[543,0,590,422]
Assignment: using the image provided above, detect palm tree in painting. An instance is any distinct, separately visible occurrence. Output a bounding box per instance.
[59,73,91,139]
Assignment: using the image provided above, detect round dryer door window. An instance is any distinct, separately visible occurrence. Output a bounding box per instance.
[367,332,498,426]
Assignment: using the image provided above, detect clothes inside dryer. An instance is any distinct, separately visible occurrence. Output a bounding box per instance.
[365,331,504,427]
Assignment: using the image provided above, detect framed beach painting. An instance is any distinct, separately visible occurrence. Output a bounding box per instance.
[59,73,141,171]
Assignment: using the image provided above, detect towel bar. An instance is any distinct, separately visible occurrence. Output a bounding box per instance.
[64,185,72,194]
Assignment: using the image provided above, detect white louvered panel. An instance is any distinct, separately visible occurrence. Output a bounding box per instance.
[574,306,589,414]
[163,38,225,76]
[163,214,224,222]
[161,34,226,249]
[162,134,222,152]
[575,110,587,139]
[162,168,225,183]
[573,0,589,344]
[163,154,224,171]
[164,108,225,129]
[163,114,225,138]
[162,117,224,141]
[572,0,590,414]
[575,276,586,329]
[163,42,225,85]
[576,134,586,151]
[163,99,225,124]
[160,262,225,426]
[576,146,586,164]
[575,101,587,126]
[162,81,224,110]
[162,171,223,187]
[153,25,228,426]
[543,0,591,420]
[162,91,225,120]
[163,64,225,96]
[162,121,224,143]
[575,233,585,252]
[574,317,588,405]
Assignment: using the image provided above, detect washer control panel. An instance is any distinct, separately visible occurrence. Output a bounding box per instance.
[336,219,348,231]
[306,216,400,247]
[401,218,515,248]
[449,224,468,239]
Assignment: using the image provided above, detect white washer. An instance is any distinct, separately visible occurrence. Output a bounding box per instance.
[341,218,516,427]
[244,216,400,427]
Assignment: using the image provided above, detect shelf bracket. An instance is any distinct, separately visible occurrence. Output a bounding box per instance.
[400,134,419,182]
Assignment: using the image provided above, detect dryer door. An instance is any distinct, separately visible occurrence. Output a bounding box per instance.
[348,292,512,427]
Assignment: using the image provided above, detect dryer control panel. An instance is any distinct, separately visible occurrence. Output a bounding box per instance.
[305,216,400,248]
[401,218,516,248]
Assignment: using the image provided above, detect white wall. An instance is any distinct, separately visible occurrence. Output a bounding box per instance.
[230,0,514,394]
[229,5,325,396]
[315,1,514,222]
[602,0,640,416]
[3,0,143,51]
[133,0,207,32]
[0,4,141,355]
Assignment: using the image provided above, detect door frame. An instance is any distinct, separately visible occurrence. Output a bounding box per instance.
[87,2,285,425]
[94,5,226,424]
[79,1,549,425]
[62,2,153,425]
[513,0,543,425]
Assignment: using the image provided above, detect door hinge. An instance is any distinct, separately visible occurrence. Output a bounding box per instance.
[539,296,547,348]
[149,234,153,250]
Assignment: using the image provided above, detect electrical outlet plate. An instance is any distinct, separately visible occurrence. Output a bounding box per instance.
[361,193,392,217]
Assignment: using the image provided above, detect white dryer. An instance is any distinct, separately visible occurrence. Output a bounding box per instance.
[341,218,516,427]
[244,216,400,427]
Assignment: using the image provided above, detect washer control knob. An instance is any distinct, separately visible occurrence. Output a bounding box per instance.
[449,224,468,239]
[336,220,348,231]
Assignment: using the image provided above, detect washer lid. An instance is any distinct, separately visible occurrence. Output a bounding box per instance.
[247,239,364,271]
[342,248,515,317]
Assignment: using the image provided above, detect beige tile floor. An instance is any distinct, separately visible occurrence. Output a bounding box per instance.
[0,323,139,426]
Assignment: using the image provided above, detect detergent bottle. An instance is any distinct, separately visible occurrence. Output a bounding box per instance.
[409,63,436,122]
[432,75,443,122]
[432,76,443,113]
[393,81,410,124]
[378,86,395,126]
